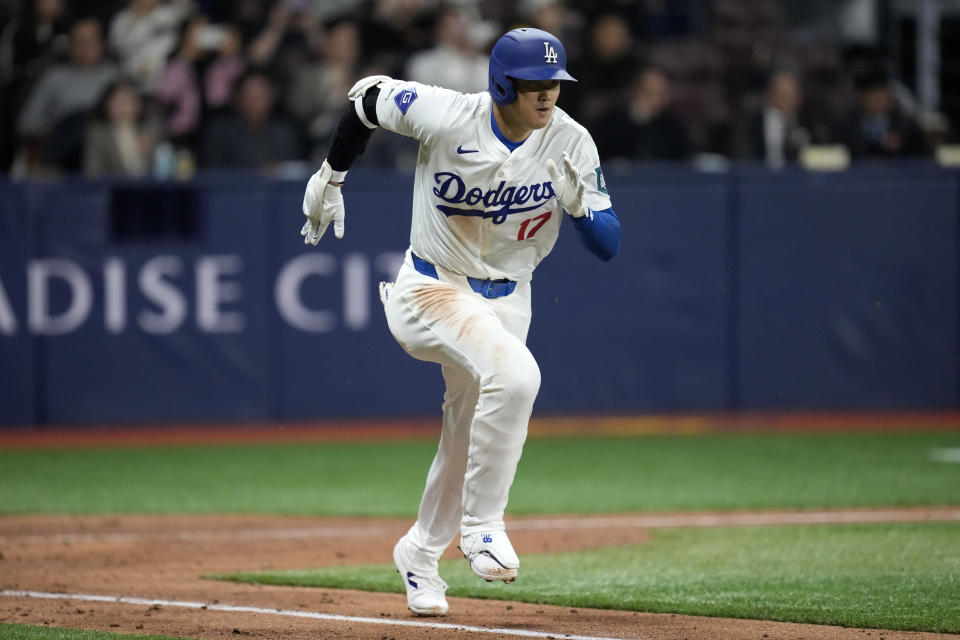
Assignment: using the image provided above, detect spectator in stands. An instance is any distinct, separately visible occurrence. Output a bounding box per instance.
[594,66,693,162]
[286,18,362,158]
[226,0,272,46]
[0,0,71,170]
[79,0,128,34]
[202,24,245,112]
[845,70,923,159]
[157,16,205,149]
[567,13,640,129]
[16,17,118,174]
[404,6,487,93]
[518,0,581,58]
[357,0,432,76]
[109,0,192,93]
[246,0,323,78]
[733,69,831,168]
[83,78,161,176]
[0,0,70,87]
[157,15,245,148]
[585,0,699,42]
[200,68,303,170]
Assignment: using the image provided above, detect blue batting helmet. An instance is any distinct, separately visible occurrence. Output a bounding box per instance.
[488,28,577,106]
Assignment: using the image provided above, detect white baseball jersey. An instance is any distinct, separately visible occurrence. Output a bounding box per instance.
[372,79,612,282]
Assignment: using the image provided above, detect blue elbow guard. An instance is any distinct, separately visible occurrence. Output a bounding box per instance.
[572,207,621,260]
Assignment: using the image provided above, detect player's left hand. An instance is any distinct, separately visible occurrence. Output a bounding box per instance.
[301,159,345,244]
[545,151,589,219]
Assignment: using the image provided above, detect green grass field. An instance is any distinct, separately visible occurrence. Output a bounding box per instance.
[0,624,191,640]
[216,522,960,633]
[1,431,959,515]
[3,429,960,635]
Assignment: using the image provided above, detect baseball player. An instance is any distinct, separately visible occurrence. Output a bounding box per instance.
[301,27,620,616]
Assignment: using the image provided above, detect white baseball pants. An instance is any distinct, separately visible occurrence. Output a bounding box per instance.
[382,249,539,572]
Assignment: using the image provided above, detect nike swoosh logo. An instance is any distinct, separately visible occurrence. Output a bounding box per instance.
[456,146,479,154]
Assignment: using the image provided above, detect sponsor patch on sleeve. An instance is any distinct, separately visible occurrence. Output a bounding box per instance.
[595,166,608,194]
[394,87,418,114]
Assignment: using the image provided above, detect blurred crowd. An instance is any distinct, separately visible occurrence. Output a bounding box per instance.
[0,0,953,178]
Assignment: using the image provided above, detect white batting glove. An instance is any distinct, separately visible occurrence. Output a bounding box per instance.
[545,151,590,219]
[301,159,346,244]
[378,281,394,305]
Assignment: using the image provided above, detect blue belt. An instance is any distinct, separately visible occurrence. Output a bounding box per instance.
[411,252,517,299]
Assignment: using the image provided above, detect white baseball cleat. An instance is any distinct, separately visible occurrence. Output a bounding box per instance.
[459,531,519,583]
[393,536,449,616]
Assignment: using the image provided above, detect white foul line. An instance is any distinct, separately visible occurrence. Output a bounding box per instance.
[0,525,403,545]
[3,509,959,545]
[0,590,642,640]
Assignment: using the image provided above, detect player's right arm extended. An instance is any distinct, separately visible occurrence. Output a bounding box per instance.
[300,75,386,245]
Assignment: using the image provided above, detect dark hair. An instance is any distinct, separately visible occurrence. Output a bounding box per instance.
[24,0,70,25]
[233,67,274,94]
[634,65,671,85]
[845,45,893,92]
[854,67,890,93]
[766,68,800,90]
[92,77,144,123]
[68,15,102,34]
[168,13,201,62]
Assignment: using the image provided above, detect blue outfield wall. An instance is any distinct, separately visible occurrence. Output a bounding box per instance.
[0,185,34,425]
[0,164,957,426]
[736,168,959,409]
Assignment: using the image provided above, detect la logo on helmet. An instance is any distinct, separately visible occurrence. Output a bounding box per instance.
[543,42,558,64]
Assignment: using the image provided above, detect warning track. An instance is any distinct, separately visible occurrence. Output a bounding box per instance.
[2,411,958,450]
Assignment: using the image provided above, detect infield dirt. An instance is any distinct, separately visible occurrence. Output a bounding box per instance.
[1,509,957,640]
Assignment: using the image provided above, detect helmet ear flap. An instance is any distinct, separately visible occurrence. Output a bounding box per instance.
[489,72,515,105]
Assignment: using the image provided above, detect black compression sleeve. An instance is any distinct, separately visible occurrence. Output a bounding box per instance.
[326,87,380,172]
[362,88,379,126]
